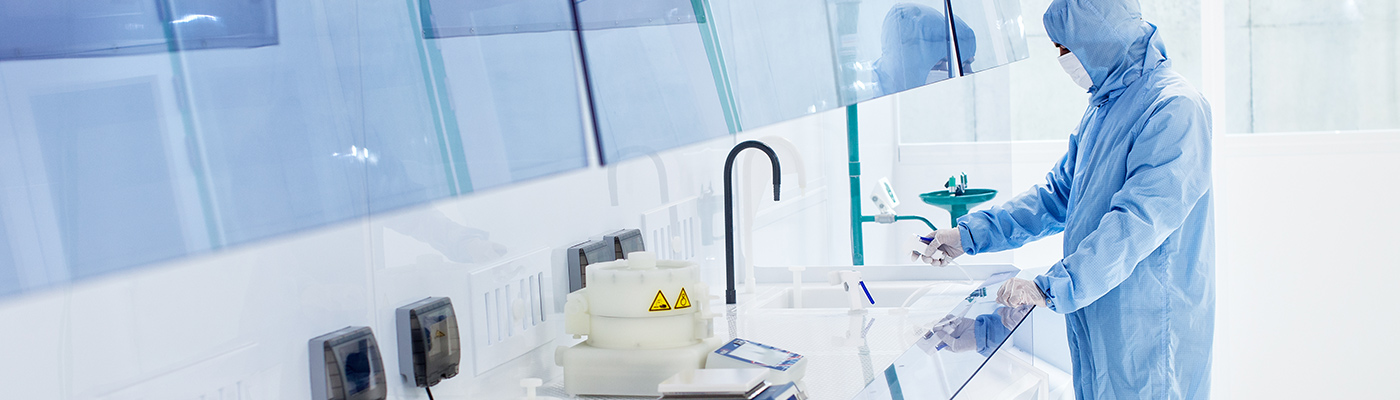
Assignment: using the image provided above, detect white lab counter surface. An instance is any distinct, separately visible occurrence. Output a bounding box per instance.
[539,277,1012,399]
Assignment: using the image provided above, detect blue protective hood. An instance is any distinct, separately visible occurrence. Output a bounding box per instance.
[873,3,977,95]
[1043,0,1167,103]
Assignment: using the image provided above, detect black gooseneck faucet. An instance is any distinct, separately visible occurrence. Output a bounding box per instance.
[724,140,781,305]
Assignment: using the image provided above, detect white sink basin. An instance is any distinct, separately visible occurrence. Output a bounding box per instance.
[755,281,981,309]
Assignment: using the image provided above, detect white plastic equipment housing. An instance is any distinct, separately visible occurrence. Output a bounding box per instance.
[556,251,719,396]
[829,270,868,311]
[874,177,900,213]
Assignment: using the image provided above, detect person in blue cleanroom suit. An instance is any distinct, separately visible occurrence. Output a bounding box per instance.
[872,3,977,95]
[913,0,1215,398]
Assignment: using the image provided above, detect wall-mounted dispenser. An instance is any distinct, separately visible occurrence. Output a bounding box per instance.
[309,326,388,400]
[565,239,616,292]
[603,228,645,260]
[396,297,461,389]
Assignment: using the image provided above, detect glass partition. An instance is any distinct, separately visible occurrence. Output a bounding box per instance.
[582,0,847,164]
[577,0,733,164]
[0,212,14,297]
[828,0,959,104]
[162,0,370,246]
[948,0,1030,74]
[576,0,733,164]
[407,0,590,192]
[359,0,457,210]
[851,271,1033,400]
[710,0,841,128]
[0,0,277,61]
[420,0,574,37]
[581,0,1026,163]
[0,0,592,297]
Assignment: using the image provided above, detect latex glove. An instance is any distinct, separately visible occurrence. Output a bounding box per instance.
[996,278,1047,308]
[929,315,977,353]
[909,236,947,266]
[910,228,964,266]
[995,305,1034,330]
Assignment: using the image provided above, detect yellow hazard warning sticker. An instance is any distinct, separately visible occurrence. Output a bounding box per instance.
[674,288,692,309]
[649,290,672,312]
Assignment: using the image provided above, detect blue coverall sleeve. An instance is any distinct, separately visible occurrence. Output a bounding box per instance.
[974,312,1011,358]
[1034,97,1212,313]
[956,143,1075,255]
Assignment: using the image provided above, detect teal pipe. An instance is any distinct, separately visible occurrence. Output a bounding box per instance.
[847,105,864,265]
[895,215,938,231]
[848,105,938,266]
[856,215,938,232]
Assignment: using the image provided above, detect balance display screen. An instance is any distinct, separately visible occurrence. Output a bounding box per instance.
[729,342,793,367]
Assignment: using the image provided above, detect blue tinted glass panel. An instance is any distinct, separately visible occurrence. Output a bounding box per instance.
[0,0,591,299]
[0,0,277,61]
[828,0,956,103]
[167,0,368,245]
[436,32,590,189]
[420,0,574,38]
[31,81,192,279]
[711,0,840,127]
[0,211,18,297]
[359,0,457,213]
[949,0,1029,74]
[579,0,730,164]
[577,0,697,29]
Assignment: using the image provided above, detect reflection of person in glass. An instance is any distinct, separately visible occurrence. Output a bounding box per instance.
[921,305,1030,357]
[914,0,1214,398]
[872,3,977,95]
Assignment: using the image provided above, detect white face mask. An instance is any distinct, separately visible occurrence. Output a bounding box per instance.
[1058,52,1094,91]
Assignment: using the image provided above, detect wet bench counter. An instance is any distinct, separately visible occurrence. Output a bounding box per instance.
[543,265,1033,400]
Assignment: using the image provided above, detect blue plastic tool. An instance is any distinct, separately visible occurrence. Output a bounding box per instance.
[858,281,876,305]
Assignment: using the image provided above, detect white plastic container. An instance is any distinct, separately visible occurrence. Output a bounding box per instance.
[556,338,723,396]
[555,251,721,396]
